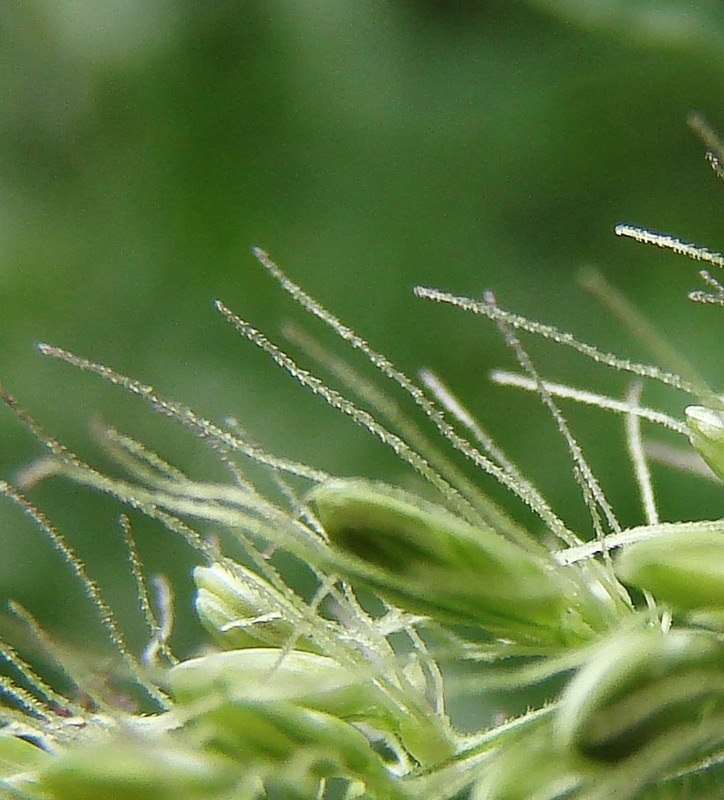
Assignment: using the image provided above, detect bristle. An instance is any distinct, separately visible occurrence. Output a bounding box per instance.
[414,285,697,393]
[215,298,488,530]
[118,516,177,667]
[579,267,715,405]
[490,371,687,434]
[0,482,169,710]
[482,291,620,542]
[259,253,540,542]
[419,368,576,547]
[37,342,329,483]
[624,382,659,527]
[282,321,524,542]
[615,224,724,270]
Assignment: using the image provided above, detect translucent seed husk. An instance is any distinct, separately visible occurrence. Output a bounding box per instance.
[175,695,407,799]
[685,405,724,480]
[556,626,724,765]
[193,563,317,652]
[37,738,241,800]
[615,527,724,611]
[168,647,453,764]
[308,478,608,646]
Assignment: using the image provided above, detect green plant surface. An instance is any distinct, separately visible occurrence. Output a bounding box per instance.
[0,190,722,795]
[1,4,723,799]
[1,2,723,641]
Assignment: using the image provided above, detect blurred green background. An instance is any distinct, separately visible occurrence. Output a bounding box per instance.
[0,1,722,667]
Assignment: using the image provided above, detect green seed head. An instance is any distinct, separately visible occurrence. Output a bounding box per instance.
[615,527,724,612]
[308,478,608,646]
[169,647,453,764]
[0,733,50,795]
[685,405,724,480]
[184,697,407,799]
[556,626,724,765]
[37,738,240,800]
[169,647,379,712]
[193,563,316,651]
[469,724,582,800]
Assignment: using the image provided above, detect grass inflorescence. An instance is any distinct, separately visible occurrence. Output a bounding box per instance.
[0,120,722,799]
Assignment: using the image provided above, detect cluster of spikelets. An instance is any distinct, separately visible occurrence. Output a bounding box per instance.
[0,121,722,800]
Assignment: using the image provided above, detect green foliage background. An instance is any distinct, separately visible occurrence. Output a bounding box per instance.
[0,1,721,657]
